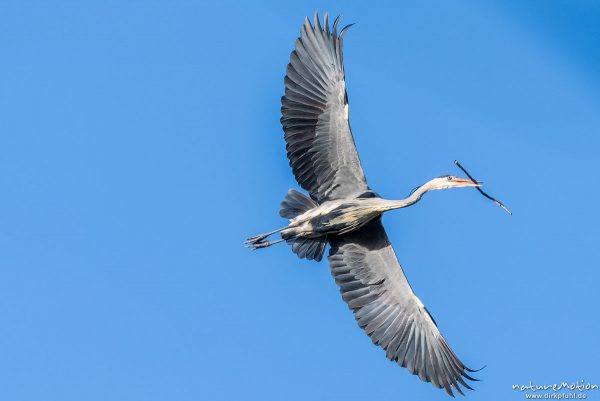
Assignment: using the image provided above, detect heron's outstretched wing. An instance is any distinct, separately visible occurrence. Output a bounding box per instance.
[328,219,478,397]
[281,13,368,203]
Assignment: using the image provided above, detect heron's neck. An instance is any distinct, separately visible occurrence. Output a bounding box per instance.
[380,182,433,211]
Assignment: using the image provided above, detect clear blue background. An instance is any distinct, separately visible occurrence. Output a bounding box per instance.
[1,1,599,400]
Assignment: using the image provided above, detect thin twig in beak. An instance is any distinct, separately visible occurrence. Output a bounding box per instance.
[454,160,512,215]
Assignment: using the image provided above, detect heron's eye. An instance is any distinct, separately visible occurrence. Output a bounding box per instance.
[447,176,453,181]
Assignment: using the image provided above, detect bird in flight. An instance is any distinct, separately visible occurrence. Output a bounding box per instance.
[246,12,505,397]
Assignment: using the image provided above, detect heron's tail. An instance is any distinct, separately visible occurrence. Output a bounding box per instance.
[279,189,318,219]
[280,189,327,262]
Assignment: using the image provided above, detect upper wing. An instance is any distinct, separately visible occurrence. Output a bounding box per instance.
[281,13,369,203]
[328,219,478,396]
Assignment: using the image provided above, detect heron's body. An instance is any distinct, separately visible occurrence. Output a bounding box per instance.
[245,13,492,397]
[284,195,384,238]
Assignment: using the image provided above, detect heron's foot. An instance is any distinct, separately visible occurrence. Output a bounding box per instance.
[244,233,270,245]
[249,240,272,250]
[244,237,285,250]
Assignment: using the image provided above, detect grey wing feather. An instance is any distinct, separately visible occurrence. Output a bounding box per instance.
[328,219,477,397]
[281,12,369,203]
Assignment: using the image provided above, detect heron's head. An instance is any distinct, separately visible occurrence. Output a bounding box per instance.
[428,175,481,191]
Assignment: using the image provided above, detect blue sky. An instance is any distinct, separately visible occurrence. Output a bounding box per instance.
[1,1,599,400]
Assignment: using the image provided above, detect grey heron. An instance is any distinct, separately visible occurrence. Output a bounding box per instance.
[246,13,502,397]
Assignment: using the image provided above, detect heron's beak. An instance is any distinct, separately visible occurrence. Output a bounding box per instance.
[451,177,481,187]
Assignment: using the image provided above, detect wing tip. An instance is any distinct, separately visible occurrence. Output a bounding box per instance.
[465,364,487,373]
[340,23,355,39]
[305,11,350,39]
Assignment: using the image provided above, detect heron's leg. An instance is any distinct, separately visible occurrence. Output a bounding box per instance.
[244,226,288,244]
